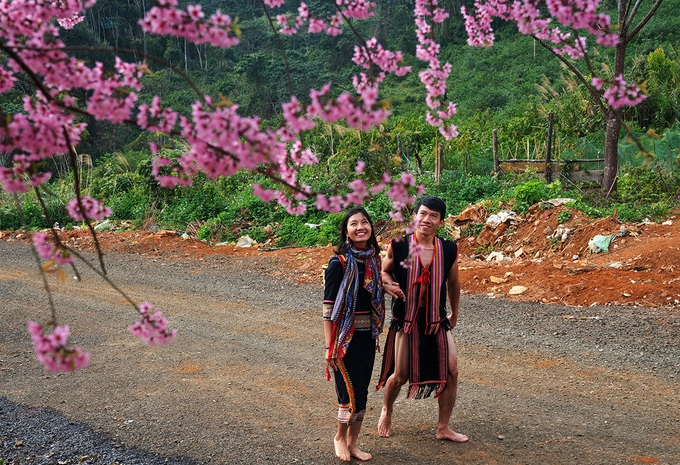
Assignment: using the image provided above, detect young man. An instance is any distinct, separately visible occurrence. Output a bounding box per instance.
[376,195,468,442]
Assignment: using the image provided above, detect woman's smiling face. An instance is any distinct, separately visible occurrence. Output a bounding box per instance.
[346,212,372,248]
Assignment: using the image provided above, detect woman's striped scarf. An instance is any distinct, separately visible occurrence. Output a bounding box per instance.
[403,234,445,335]
[329,243,385,360]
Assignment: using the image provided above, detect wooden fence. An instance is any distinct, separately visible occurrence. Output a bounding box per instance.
[492,113,604,185]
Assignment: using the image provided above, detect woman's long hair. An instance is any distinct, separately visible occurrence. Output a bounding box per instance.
[334,207,381,255]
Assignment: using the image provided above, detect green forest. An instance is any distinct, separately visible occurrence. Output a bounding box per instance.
[2,0,680,246]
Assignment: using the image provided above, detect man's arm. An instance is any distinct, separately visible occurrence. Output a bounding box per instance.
[447,255,461,328]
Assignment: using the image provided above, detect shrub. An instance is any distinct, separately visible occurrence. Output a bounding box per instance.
[512,179,562,213]
[0,203,21,230]
[430,171,505,215]
[616,164,675,204]
[108,187,149,223]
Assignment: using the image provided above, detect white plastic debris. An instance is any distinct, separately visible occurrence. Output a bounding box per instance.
[486,251,511,262]
[94,219,112,231]
[304,220,326,229]
[236,235,257,247]
[485,210,517,229]
[551,225,573,242]
[545,198,575,207]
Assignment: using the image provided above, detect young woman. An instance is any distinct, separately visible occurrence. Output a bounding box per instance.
[323,207,385,461]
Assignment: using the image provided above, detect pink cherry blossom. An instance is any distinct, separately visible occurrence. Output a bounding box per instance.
[57,13,85,30]
[463,0,645,110]
[27,321,90,373]
[0,66,15,93]
[253,185,278,203]
[345,179,369,205]
[462,0,616,58]
[414,0,458,139]
[66,196,113,222]
[139,3,240,48]
[32,231,74,265]
[602,74,647,109]
[129,302,177,345]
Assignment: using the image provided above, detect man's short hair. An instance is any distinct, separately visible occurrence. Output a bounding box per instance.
[415,195,446,219]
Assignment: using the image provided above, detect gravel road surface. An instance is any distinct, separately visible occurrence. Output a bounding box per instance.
[1,240,678,465]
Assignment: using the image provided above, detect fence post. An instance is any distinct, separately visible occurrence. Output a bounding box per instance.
[493,129,499,175]
[545,113,554,182]
[435,143,443,183]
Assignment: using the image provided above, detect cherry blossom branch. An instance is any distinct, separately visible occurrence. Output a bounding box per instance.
[463,0,647,111]
[0,43,57,106]
[61,45,205,100]
[27,226,175,368]
[259,0,294,95]
[14,194,58,325]
[531,36,608,116]
[1,0,438,368]
[32,186,83,282]
[61,129,108,274]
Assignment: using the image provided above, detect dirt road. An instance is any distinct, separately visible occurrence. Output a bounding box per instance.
[1,240,678,465]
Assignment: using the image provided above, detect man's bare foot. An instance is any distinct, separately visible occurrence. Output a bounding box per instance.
[435,427,469,442]
[377,406,392,437]
[334,437,351,461]
[349,446,372,461]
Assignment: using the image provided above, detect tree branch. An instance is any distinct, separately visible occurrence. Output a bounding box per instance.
[14,193,58,326]
[260,0,294,96]
[63,128,107,275]
[533,37,608,117]
[627,0,665,42]
[63,45,206,100]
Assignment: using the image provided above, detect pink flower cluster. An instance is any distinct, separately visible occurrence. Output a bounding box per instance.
[352,37,412,77]
[27,321,90,373]
[65,196,113,222]
[0,65,15,93]
[139,0,239,48]
[462,1,646,109]
[57,13,85,30]
[0,0,150,194]
[462,0,618,59]
[32,232,74,265]
[593,75,647,109]
[128,302,177,345]
[308,171,421,221]
[0,0,431,220]
[274,1,375,36]
[0,96,82,193]
[400,240,425,268]
[414,0,459,140]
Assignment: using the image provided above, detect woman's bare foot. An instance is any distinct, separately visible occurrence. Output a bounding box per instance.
[435,427,468,442]
[334,437,351,461]
[377,406,392,437]
[350,446,372,461]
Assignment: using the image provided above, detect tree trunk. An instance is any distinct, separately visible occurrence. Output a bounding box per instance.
[602,109,622,194]
[601,32,628,195]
